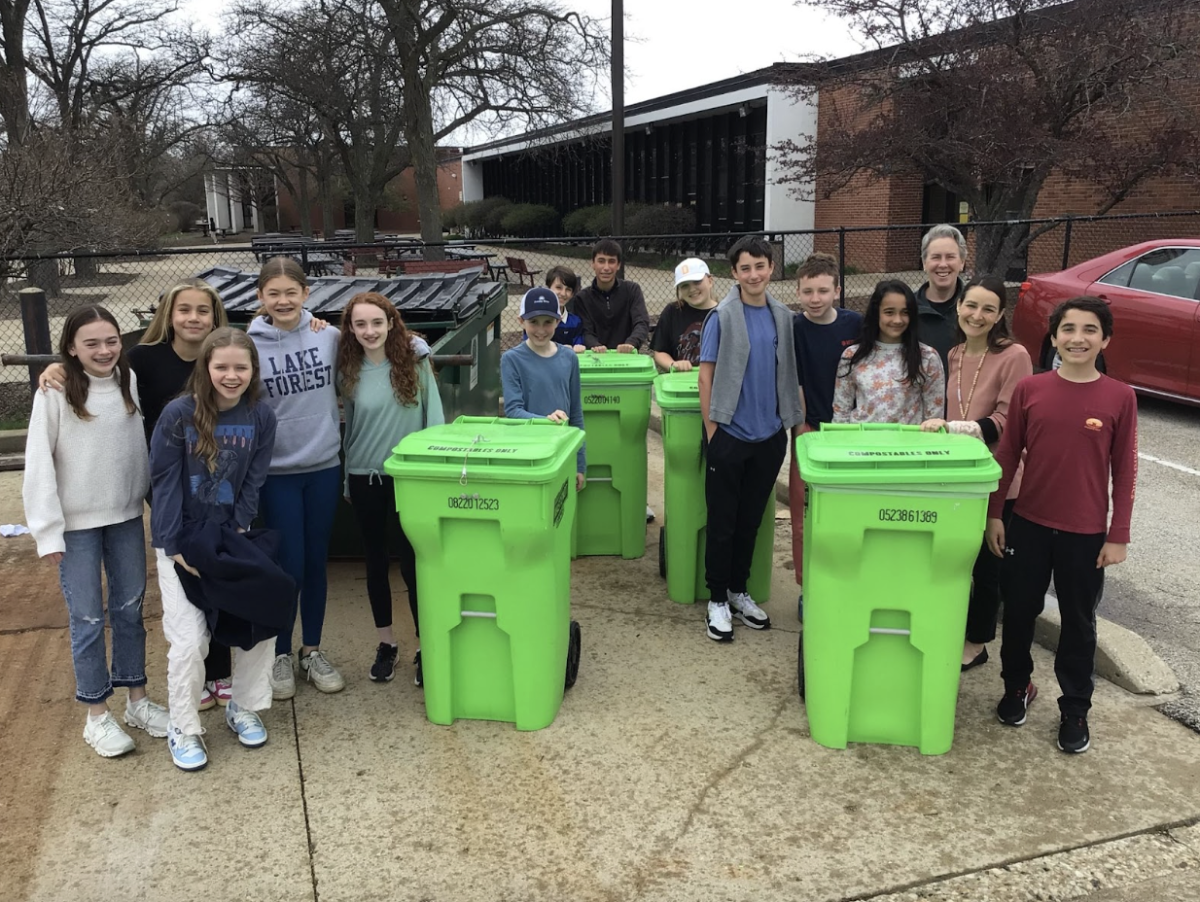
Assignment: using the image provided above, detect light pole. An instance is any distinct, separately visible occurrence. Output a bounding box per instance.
[611,0,624,239]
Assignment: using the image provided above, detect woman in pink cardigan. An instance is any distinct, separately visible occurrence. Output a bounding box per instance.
[921,275,1032,671]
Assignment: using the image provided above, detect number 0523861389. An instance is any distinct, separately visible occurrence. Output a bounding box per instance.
[877,507,938,524]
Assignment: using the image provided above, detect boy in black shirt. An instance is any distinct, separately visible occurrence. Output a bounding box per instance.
[574,239,650,352]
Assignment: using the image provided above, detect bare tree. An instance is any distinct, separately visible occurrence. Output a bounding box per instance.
[378,0,608,248]
[0,0,32,144]
[772,0,1200,274]
[0,129,163,287]
[225,0,411,242]
[25,0,206,132]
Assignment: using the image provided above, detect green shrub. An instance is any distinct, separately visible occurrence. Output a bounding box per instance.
[625,204,697,236]
[499,204,560,238]
[454,197,513,236]
[563,204,611,237]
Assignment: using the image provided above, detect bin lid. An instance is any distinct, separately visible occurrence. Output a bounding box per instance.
[383,418,584,485]
[796,424,1002,488]
[577,350,658,385]
[654,370,701,411]
[195,267,501,326]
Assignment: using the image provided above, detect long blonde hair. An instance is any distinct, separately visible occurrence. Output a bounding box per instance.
[141,280,227,345]
[184,328,261,473]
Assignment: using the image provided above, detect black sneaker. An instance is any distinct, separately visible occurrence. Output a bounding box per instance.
[996,682,1038,726]
[1058,715,1091,754]
[370,643,398,682]
[413,650,423,687]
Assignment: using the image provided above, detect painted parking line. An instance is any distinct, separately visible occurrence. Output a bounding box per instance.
[1138,452,1200,478]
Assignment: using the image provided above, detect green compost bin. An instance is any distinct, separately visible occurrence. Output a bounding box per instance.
[574,351,657,559]
[653,370,775,604]
[794,423,1001,756]
[383,416,584,731]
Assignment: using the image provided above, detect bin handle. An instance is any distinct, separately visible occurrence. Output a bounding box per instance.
[461,611,497,619]
[868,627,912,636]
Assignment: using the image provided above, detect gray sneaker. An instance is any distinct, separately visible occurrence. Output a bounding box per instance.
[124,695,169,738]
[300,649,345,693]
[83,712,136,758]
[270,653,296,700]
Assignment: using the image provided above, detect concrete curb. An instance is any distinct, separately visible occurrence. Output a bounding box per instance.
[646,405,1181,698]
[0,429,25,454]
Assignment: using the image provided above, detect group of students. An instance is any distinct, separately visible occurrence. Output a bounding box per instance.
[25,257,443,770]
[506,227,1136,755]
[23,225,1136,767]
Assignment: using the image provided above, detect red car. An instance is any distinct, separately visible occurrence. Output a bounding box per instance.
[1014,238,1200,405]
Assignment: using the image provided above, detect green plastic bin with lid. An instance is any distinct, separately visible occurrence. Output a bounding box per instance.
[653,370,775,604]
[574,350,658,559]
[383,416,584,731]
[794,423,1001,755]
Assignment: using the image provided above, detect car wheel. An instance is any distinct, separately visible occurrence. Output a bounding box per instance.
[565,620,581,691]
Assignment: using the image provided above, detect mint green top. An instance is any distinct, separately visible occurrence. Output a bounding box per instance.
[340,353,444,489]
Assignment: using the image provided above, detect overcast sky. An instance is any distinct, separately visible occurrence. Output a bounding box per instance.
[183,0,864,136]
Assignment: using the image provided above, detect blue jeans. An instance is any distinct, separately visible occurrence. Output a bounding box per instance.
[58,516,148,703]
[260,466,341,655]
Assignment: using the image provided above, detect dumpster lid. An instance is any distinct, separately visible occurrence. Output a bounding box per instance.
[796,424,1001,487]
[384,418,584,485]
[654,370,701,410]
[577,350,658,383]
[195,267,500,326]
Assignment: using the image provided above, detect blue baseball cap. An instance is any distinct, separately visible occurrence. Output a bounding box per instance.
[520,287,561,319]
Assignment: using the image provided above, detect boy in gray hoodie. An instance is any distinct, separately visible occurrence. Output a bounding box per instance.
[698,236,804,642]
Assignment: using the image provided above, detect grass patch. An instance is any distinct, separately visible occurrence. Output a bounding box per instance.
[0,414,30,431]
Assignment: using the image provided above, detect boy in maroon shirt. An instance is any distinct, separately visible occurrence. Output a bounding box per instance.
[985,297,1137,754]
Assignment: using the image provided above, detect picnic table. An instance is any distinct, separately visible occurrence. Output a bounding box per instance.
[445,246,508,281]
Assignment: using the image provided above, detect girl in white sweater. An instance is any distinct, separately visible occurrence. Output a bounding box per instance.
[23,306,169,758]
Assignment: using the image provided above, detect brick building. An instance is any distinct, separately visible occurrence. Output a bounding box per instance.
[273,151,464,235]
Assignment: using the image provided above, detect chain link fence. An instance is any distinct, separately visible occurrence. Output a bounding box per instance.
[3,210,1198,424]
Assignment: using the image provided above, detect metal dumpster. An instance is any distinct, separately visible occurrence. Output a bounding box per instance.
[196,266,509,558]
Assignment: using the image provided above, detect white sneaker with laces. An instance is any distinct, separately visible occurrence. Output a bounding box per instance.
[83,711,136,758]
[167,724,208,771]
[124,695,170,737]
[225,702,269,748]
[300,649,345,693]
[270,653,296,700]
[728,590,771,629]
[706,601,734,642]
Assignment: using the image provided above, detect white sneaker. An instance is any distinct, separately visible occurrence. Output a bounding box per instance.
[270,653,296,700]
[646,505,656,523]
[706,601,733,642]
[83,711,136,758]
[728,590,771,630]
[124,696,170,738]
[300,649,345,693]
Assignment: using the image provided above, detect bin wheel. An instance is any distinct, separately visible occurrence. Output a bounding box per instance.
[797,631,806,701]
[658,525,667,579]
[565,620,582,691]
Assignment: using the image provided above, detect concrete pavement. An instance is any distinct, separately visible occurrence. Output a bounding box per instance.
[1,433,1199,902]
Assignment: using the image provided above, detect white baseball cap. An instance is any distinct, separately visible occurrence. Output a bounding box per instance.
[674,258,711,287]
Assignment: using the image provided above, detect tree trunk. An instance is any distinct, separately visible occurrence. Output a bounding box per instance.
[317,141,337,239]
[295,162,313,237]
[26,259,61,298]
[353,192,376,244]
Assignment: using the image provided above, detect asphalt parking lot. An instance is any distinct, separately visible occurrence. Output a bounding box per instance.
[1096,396,1200,731]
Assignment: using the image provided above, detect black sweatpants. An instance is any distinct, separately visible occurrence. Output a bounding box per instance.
[965,498,1015,644]
[703,426,788,601]
[203,641,231,682]
[347,473,420,635]
[999,513,1106,717]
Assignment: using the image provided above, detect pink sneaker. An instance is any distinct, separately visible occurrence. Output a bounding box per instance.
[198,684,217,711]
[212,679,233,707]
